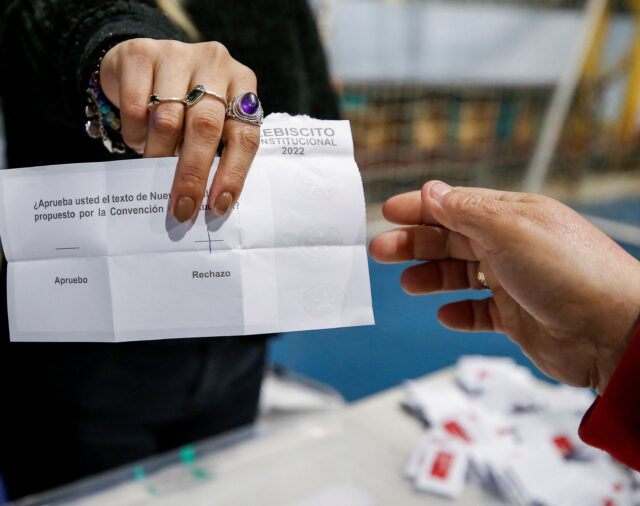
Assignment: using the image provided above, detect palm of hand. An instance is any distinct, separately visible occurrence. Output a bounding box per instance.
[370,184,640,394]
[468,206,640,392]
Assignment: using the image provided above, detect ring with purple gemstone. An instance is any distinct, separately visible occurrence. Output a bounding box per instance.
[226,92,264,126]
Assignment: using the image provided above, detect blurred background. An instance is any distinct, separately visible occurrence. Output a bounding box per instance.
[2,0,640,400]
[271,0,640,401]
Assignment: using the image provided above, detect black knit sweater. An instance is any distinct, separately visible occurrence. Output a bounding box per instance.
[0,0,339,168]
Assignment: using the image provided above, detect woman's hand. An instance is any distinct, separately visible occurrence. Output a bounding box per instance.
[100,39,260,222]
[369,181,640,393]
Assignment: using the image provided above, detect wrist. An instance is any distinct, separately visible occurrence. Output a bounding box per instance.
[595,307,640,394]
[84,44,126,154]
[99,44,120,105]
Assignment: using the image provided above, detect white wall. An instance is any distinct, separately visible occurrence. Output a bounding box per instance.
[328,0,634,86]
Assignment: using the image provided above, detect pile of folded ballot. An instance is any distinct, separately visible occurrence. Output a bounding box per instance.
[403,356,639,505]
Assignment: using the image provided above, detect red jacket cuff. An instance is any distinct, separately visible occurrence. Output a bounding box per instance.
[579,323,640,469]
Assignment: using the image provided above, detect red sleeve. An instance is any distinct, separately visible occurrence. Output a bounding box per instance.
[579,324,640,470]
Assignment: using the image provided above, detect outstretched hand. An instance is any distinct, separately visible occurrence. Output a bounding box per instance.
[369,181,640,393]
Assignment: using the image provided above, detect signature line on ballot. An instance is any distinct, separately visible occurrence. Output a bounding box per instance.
[55,247,80,251]
[194,231,224,253]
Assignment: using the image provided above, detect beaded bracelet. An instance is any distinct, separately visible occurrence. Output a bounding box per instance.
[85,46,127,154]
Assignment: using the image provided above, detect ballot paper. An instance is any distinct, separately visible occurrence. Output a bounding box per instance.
[0,115,374,342]
[403,356,635,505]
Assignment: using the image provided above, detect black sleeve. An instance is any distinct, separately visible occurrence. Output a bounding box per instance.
[1,0,186,122]
[293,1,340,120]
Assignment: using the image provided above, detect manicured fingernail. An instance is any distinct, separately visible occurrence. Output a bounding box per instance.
[430,181,452,201]
[174,196,195,222]
[213,191,234,216]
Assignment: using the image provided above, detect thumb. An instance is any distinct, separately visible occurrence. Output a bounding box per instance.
[421,181,521,249]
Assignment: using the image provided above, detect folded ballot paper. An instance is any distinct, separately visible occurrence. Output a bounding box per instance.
[403,356,639,506]
[0,115,374,342]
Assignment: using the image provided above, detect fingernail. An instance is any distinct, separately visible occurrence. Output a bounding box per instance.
[213,191,234,216]
[174,196,195,223]
[430,181,452,201]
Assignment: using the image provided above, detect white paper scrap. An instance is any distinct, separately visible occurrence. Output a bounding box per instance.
[288,484,374,506]
[0,116,374,342]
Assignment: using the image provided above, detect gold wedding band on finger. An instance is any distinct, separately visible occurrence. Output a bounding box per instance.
[148,94,186,108]
[477,269,490,290]
[184,85,228,108]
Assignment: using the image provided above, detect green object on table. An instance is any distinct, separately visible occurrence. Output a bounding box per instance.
[132,465,146,480]
[180,445,210,481]
[192,468,209,480]
[180,445,196,465]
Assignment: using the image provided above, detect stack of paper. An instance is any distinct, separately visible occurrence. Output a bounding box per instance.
[403,356,638,505]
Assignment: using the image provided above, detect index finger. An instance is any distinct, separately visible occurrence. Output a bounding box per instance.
[369,226,478,264]
[170,81,227,222]
[382,183,528,226]
[382,190,422,225]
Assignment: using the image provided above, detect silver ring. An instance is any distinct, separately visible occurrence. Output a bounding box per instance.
[184,85,227,108]
[148,94,186,108]
[477,269,490,289]
[226,92,264,126]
